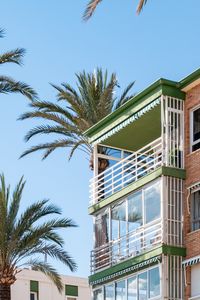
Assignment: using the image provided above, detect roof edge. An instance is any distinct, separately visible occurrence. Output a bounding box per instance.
[84,78,179,138]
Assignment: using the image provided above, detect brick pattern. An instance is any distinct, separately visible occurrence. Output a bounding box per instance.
[184,84,200,299]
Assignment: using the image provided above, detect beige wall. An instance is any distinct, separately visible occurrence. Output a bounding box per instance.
[11,269,91,300]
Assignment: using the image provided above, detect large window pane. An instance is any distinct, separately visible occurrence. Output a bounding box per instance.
[116,280,126,300]
[111,201,126,240]
[144,181,161,224]
[128,191,143,232]
[139,272,147,300]
[149,267,160,298]
[128,276,137,300]
[93,288,103,300]
[95,209,110,248]
[105,284,114,300]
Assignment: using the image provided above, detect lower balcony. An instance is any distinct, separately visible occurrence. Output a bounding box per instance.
[91,219,162,274]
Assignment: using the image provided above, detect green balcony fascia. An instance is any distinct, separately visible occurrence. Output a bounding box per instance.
[88,166,186,215]
[89,245,186,286]
[84,78,185,144]
[179,68,200,90]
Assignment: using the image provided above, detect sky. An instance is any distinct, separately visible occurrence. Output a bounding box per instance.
[0,0,199,278]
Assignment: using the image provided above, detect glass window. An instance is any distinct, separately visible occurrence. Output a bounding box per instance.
[105,284,114,300]
[191,190,200,231]
[128,191,142,232]
[144,181,161,224]
[138,272,147,300]
[111,201,126,240]
[149,267,160,298]
[30,293,37,300]
[116,280,126,300]
[191,107,200,152]
[95,209,110,248]
[127,276,137,300]
[93,288,103,300]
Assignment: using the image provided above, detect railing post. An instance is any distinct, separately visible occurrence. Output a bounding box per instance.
[93,144,98,204]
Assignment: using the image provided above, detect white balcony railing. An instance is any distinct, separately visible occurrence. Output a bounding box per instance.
[90,219,162,274]
[189,296,200,300]
[89,138,163,205]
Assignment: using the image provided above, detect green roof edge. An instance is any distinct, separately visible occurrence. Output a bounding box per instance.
[179,68,200,89]
[84,78,184,138]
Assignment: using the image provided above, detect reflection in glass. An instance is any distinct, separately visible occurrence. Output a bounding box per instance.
[105,284,114,300]
[93,288,103,300]
[95,209,109,248]
[116,280,126,300]
[144,181,161,224]
[139,272,147,300]
[149,267,160,298]
[128,276,137,300]
[128,191,142,232]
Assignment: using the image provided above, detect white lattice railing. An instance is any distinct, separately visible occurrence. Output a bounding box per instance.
[89,138,163,205]
[90,219,162,274]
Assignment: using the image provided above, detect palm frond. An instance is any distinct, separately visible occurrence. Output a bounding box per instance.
[114,81,135,110]
[0,48,25,66]
[137,0,148,14]
[83,0,102,21]
[0,76,38,101]
[26,260,64,292]
[0,28,5,38]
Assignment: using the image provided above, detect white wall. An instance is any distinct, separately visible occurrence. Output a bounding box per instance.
[11,269,91,300]
[191,264,200,298]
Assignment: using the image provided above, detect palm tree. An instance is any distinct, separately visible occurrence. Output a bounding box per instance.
[19,68,134,171]
[83,0,147,20]
[0,28,37,100]
[0,174,77,300]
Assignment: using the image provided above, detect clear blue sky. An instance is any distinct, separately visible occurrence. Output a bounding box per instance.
[0,0,199,278]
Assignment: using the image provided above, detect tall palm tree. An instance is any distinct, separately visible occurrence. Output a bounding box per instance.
[19,68,135,170]
[0,28,37,100]
[0,174,77,300]
[83,0,147,20]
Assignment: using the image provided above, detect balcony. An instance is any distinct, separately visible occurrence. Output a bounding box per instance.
[88,95,185,206]
[89,136,183,205]
[90,219,162,274]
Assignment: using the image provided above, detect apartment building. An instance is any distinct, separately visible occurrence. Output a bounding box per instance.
[85,68,200,300]
[11,269,90,300]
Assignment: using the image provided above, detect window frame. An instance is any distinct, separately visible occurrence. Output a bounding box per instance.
[190,105,200,153]
[191,188,200,232]
[30,292,38,300]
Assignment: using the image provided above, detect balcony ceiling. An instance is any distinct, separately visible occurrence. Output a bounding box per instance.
[100,104,161,151]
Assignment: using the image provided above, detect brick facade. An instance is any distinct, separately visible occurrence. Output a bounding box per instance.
[184,83,200,299]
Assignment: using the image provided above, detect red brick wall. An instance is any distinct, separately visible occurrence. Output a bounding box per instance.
[184,84,200,299]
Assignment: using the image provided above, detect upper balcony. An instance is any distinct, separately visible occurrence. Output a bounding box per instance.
[85,81,185,207]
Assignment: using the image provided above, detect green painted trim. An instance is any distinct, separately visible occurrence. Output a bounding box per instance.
[179,68,200,89]
[88,167,163,214]
[89,245,186,286]
[84,78,185,140]
[162,245,186,257]
[162,166,186,179]
[65,284,78,297]
[89,246,163,285]
[88,166,186,214]
[30,280,39,293]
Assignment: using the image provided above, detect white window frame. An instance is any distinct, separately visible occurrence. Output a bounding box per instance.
[190,105,200,152]
[30,292,38,300]
[191,187,200,231]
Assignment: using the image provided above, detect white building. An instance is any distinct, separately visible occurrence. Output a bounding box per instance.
[11,269,91,300]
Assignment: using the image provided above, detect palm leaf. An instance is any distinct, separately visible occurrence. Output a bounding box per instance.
[83,0,102,20]
[0,48,25,66]
[137,0,148,13]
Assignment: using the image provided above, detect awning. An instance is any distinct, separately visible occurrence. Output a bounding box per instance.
[92,97,161,145]
[187,182,200,193]
[182,255,200,267]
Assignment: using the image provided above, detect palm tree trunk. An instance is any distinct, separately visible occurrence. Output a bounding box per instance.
[0,285,11,300]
